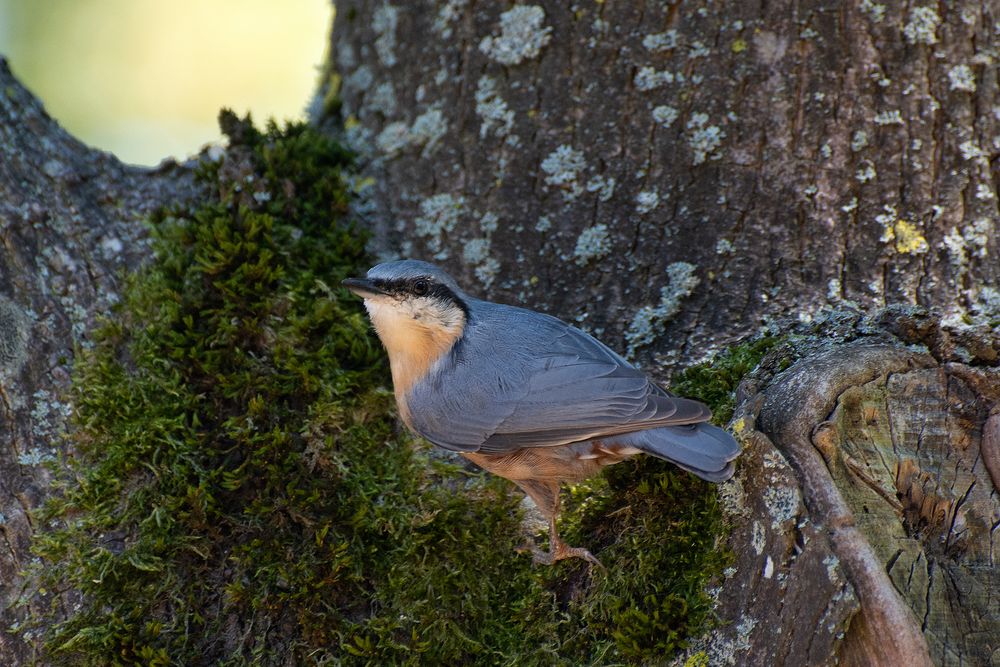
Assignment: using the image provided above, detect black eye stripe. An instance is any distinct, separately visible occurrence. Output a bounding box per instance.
[368,276,470,317]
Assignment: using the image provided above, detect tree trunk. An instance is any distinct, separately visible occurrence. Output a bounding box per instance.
[327,2,999,665]
[1,0,998,664]
[0,58,202,663]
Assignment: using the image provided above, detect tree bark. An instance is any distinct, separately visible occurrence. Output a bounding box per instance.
[330,1,998,362]
[327,2,1000,665]
[0,58,202,663]
[1,1,998,664]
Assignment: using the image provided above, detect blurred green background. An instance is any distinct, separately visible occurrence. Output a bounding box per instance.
[0,0,332,166]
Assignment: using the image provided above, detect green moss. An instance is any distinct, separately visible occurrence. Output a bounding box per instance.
[557,460,730,661]
[671,336,779,425]
[28,112,745,666]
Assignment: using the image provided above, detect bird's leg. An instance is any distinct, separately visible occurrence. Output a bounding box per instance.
[513,479,603,567]
[539,514,603,568]
[519,517,602,566]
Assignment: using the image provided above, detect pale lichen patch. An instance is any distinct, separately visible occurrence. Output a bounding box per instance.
[625,262,700,357]
[873,110,903,125]
[479,5,552,65]
[18,447,56,467]
[540,145,587,199]
[409,108,448,157]
[642,30,679,51]
[29,388,71,440]
[463,238,491,264]
[823,555,842,584]
[414,193,465,258]
[585,175,616,202]
[855,162,877,182]
[703,617,757,666]
[479,212,499,235]
[762,485,801,528]
[948,64,976,92]
[462,237,501,289]
[860,0,886,23]
[636,189,660,214]
[433,0,468,39]
[375,121,411,155]
[573,224,612,266]
[971,286,1000,320]
[368,82,398,116]
[634,67,675,91]
[903,6,940,45]
[652,105,680,128]
[851,130,869,152]
[372,4,400,67]
[958,140,985,163]
[474,76,516,140]
[687,113,726,165]
[374,108,448,158]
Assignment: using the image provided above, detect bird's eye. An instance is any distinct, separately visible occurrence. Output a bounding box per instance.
[413,279,430,296]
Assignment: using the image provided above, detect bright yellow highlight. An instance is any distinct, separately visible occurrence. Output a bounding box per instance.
[883,220,929,254]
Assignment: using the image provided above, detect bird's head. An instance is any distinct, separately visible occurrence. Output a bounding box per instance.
[343,260,469,391]
[343,259,469,331]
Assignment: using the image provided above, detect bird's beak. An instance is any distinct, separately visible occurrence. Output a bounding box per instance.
[342,277,387,298]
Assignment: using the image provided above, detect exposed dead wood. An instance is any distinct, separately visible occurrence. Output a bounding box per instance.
[726,316,999,666]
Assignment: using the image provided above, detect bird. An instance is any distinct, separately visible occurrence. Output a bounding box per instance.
[343,259,740,566]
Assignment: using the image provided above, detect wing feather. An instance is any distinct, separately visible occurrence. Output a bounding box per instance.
[406,302,711,453]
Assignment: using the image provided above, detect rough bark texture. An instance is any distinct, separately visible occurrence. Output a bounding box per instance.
[330,1,999,365]
[0,58,202,663]
[716,311,999,666]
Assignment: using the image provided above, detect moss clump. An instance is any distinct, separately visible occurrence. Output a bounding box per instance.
[30,111,744,666]
[557,460,730,660]
[31,112,546,665]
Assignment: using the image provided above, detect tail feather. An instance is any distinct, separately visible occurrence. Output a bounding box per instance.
[618,423,740,482]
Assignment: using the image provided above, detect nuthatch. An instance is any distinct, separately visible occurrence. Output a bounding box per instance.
[344,259,739,566]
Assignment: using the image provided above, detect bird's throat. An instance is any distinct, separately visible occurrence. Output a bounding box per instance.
[364,299,465,420]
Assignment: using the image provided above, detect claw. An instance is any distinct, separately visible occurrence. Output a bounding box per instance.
[553,542,605,568]
[514,486,605,568]
[520,535,604,568]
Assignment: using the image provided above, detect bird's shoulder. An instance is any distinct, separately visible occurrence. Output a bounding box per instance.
[458,299,630,365]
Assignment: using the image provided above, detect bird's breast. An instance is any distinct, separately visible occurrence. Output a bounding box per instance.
[364,299,464,426]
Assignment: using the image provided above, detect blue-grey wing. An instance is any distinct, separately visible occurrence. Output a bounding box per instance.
[406,304,710,453]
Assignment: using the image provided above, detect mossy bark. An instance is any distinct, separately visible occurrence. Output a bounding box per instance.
[0,58,204,663]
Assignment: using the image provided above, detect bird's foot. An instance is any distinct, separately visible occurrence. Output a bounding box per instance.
[552,542,604,568]
[518,540,604,568]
